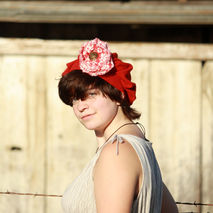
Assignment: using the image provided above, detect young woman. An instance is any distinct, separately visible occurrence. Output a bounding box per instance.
[58,38,178,213]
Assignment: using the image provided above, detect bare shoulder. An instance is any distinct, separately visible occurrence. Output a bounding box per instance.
[93,139,142,213]
[95,139,141,172]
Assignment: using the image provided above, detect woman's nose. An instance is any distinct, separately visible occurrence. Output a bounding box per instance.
[76,99,88,112]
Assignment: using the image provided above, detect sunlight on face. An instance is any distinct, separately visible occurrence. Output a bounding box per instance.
[72,89,118,132]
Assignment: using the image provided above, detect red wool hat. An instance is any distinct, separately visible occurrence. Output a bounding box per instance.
[62,38,136,105]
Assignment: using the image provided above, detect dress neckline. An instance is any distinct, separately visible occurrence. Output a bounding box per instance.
[96,133,151,154]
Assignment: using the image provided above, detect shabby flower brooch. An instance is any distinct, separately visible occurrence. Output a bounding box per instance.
[79,38,114,76]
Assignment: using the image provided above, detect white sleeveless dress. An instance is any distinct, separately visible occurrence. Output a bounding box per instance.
[62,134,163,213]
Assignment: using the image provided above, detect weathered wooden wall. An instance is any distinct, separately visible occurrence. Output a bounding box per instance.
[0,38,212,213]
[1,1,213,24]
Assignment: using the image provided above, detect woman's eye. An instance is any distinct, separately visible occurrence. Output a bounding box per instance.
[88,91,97,97]
[89,92,96,96]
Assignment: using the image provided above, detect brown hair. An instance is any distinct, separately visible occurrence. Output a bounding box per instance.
[58,70,141,120]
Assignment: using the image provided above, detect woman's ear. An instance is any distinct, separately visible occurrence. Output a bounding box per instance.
[121,92,125,99]
[121,92,125,100]
[116,92,125,106]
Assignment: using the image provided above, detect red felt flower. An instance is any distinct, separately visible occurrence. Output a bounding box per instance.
[79,38,114,76]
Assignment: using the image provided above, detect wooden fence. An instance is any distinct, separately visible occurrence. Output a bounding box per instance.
[0,38,213,213]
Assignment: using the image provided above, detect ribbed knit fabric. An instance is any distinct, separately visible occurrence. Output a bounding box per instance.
[62,134,163,213]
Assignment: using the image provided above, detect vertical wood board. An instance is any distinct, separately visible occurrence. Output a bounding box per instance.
[149,60,201,212]
[201,61,213,213]
[0,55,46,213]
[127,59,150,135]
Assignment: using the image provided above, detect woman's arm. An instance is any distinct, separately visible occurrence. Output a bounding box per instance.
[93,141,142,213]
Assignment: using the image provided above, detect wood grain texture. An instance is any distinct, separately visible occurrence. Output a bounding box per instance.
[1,38,213,60]
[201,61,213,213]
[149,60,202,212]
[130,59,150,135]
[0,1,213,24]
[0,55,46,213]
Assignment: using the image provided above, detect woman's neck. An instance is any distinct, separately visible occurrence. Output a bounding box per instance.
[95,107,132,148]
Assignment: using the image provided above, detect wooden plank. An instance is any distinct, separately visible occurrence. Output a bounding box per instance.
[128,59,150,135]
[0,1,213,24]
[1,38,213,60]
[201,61,213,213]
[0,55,45,213]
[24,56,46,213]
[149,60,202,212]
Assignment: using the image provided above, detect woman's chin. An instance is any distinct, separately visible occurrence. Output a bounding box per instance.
[80,121,104,132]
[81,122,97,131]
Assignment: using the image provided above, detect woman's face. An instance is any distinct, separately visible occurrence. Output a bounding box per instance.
[72,89,118,132]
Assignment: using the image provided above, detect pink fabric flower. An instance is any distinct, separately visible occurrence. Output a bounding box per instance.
[79,38,114,76]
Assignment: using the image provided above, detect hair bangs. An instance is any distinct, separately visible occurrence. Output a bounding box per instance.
[59,70,101,106]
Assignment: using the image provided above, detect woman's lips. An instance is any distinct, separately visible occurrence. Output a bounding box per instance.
[81,114,94,120]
